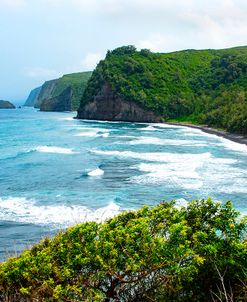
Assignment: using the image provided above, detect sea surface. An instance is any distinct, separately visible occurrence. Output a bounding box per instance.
[0,107,247,261]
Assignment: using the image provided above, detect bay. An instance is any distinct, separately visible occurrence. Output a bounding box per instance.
[0,107,246,261]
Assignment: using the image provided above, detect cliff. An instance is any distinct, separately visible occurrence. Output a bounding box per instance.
[25,72,92,111]
[24,86,41,107]
[34,79,58,108]
[77,45,247,133]
[0,100,16,109]
[48,72,92,111]
[40,86,72,111]
[77,82,162,122]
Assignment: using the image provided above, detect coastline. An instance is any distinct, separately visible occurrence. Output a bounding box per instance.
[165,122,247,146]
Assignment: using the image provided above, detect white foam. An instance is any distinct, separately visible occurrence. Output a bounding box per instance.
[129,161,204,189]
[128,136,206,146]
[175,198,188,208]
[0,197,120,226]
[139,125,157,131]
[91,149,212,163]
[153,123,186,129]
[219,137,247,153]
[75,132,99,137]
[87,168,104,177]
[182,128,247,153]
[74,129,109,138]
[35,146,77,154]
[59,117,74,121]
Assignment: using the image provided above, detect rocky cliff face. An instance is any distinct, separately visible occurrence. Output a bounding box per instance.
[77,83,162,122]
[40,87,72,112]
[24,86,41,107]
[0,100,16,109]
[34,79,58,108]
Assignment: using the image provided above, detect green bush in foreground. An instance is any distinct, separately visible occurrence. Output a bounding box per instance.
[0,199,246,301]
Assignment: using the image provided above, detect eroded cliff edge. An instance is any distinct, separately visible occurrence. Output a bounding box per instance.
[77,83,162,122]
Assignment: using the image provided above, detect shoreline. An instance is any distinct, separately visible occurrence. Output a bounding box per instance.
[164,122,247,146]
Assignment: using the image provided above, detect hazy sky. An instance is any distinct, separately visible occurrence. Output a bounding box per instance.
[1,0,247,101]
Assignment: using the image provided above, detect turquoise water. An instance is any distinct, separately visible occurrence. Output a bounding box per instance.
[0,107,247,260]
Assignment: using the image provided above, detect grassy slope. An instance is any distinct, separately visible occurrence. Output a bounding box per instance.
[80,46,247,133]
[51,71,92,110]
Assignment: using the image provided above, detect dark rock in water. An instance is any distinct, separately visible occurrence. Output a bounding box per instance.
[0,100,16,109]
[40,87,72,112]
[24,86,41,107]
[77,83,162,122]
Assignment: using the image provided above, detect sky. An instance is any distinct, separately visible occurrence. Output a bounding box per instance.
[0,0,247,102]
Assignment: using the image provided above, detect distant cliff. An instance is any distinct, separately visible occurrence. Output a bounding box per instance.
[77,45,247,134]
[24,72,92,111]
[24,86,41,107]
[0,100,16,109]
[34,79,58,109]
[40,86,72,111]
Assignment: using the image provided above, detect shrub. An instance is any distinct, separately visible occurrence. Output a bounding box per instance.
[0,199,246,301]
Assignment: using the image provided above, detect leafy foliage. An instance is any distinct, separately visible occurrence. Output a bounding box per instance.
[0,199,246,301]
[79,45,247,133]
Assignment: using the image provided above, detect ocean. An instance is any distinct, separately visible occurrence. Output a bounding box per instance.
[0,107,246,261]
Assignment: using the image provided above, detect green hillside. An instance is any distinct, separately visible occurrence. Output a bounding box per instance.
[0,199,246,301]
[51,71,92,110]
[80,46,247,133]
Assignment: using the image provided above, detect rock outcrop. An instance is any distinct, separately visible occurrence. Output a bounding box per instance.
[24,86,41,107]
[40,87,72,112]
[77,83,162,122]
[0,100,16,109]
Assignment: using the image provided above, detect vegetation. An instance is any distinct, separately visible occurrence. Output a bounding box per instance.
[0,199,246,301]
[80,45,247,133]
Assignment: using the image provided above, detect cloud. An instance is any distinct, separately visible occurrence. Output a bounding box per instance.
[24,67,61,80]
[137,33,175,52]
[81,53,103,70]
[0,0,26,9]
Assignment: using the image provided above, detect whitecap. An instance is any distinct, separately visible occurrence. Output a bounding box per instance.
[59,117,74,121]
[91,149,212,163]
[175,198,188,208]
[219,137,247,153]
[74,129,109,138]
[139,125,157,131]
[128,136,206,146]
[129,161,204,189]
[35,146,77,154]
[87,168,104,177]
[0,197,120,226]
